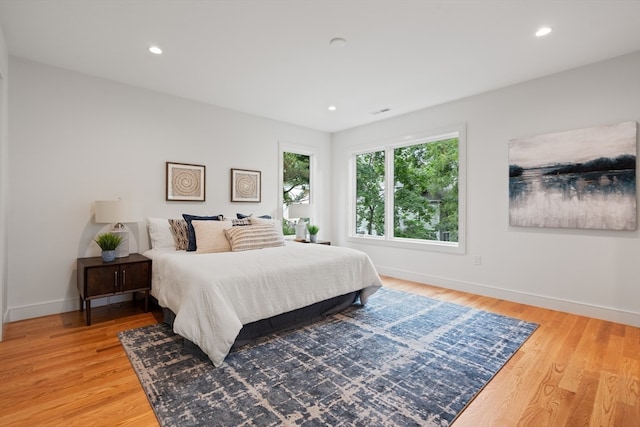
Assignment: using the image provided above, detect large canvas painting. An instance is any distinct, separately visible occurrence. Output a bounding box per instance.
[509,121,637,230]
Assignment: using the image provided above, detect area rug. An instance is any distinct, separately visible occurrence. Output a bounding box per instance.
[118,288,538,426]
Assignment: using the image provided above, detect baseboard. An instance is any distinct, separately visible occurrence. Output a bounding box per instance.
[1,307,8,340]
[376,266,640,327]
[8,294,132,322]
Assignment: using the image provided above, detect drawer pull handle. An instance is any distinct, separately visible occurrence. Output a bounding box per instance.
[122,270,126,289]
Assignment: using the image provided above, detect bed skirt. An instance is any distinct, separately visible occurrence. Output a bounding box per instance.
[161,291,360,362]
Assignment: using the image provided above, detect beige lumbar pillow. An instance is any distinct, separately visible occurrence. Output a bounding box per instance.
[192,220,233,253]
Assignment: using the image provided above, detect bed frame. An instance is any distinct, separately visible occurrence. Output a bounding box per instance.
[160,291,360,360]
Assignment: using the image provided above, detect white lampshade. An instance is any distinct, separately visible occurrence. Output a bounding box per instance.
[94,200,139,224]
[288,203,311,219]
[94,200,140,258]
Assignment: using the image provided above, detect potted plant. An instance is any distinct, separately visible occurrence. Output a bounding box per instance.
[307,224,320,243]
[94,232,123,262]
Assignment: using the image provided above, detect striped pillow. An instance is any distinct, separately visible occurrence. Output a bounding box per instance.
[168,219,189,250]
[224,225,285,252]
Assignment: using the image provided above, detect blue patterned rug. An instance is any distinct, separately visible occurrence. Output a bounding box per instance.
[118,288,537,426]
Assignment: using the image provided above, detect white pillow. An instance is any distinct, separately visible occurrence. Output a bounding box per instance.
[147,217,175,249]
[193,220,233,253]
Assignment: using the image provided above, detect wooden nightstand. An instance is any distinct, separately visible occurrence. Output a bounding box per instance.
[76,253,152,326]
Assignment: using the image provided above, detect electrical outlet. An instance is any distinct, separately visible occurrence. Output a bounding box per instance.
[473,255,482,266]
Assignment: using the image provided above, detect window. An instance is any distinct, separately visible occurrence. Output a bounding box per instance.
[355,150,385,236]
[351,126,466,253]
[282,150,311,235]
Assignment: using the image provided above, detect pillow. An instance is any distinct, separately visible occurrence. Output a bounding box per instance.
[236,213,272,219]
[147,217,175,249]
[224,224,285,252]
[231,218,252,227]
[193,220,233,253]
[182,214,224,251]
[250,216,284,238]
[168,218,189,250]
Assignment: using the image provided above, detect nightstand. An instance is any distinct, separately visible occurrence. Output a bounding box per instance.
[76,253,152,326]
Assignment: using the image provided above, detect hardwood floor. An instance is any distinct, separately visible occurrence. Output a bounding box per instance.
[0,278,638,426]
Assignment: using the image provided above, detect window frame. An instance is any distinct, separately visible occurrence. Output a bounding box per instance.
[347,124,466,254]
[278,141,315,225]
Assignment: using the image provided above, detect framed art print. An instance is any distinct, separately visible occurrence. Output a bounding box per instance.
[508,121,636,230]
[231,168,261,202]
[166,162,206,201]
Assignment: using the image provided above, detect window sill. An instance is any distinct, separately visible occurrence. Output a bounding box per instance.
[346,234,465,254]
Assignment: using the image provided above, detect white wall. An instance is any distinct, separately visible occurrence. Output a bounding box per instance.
[0,23,8,340]
[7,53,640,326]
[333,52,640,326]
[7,57,332,321]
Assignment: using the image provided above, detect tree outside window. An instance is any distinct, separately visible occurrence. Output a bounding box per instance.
[355,151,385,236]
[354,134,460,244]
[394,138,458,242]
[283,152,310,235]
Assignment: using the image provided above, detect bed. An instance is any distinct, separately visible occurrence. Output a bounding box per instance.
[143,235,382,367]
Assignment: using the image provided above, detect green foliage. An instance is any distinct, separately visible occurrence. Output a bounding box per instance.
[355,151,386,236]
[94,233,123,251]
[283,152,311,235]
[283,152,310,205]
[355,138,459,242]
[394,138,459,242]
[307,224,320,235]
[282,218,296,236]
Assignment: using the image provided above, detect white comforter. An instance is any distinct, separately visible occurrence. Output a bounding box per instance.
[143,242,382,366]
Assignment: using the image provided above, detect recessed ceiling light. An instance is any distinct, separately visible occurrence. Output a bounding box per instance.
[329,38,346,48]
[535,26,552,37]
[149,46,163,55]
[328,105,337,111]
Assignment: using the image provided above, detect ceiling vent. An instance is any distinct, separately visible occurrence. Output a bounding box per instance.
[370,108,391,115]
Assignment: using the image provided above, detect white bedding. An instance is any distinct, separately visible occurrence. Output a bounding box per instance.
[143,241,382,366]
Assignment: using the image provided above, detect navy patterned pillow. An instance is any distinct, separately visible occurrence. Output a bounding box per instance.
[236,213,272,219]
[231,218,252,226]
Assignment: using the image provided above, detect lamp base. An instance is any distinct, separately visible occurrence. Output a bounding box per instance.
[111,224,129,258]
[295,219,307,241]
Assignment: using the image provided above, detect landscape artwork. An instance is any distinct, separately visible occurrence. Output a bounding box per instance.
[509,121,637,230]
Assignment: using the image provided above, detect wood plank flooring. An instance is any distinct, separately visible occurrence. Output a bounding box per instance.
[0,277,638,426]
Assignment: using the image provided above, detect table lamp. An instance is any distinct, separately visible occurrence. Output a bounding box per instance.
[288,203,311,241]
[94,200,140,258]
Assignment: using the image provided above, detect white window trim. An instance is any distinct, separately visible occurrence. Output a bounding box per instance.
[278,141,316,222]
[347,124,466,254]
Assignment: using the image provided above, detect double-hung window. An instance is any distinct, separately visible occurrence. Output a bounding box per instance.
[350,125,466,253]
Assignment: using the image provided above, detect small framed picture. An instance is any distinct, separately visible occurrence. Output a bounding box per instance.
[166,162,206,201]
[231,168,261,202]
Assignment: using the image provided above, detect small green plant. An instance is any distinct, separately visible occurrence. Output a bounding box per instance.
[307,224,320,235]
[282,218,296,236]
[94,233,123,251]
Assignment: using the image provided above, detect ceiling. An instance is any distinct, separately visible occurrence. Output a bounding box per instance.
[1,0,639,133]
